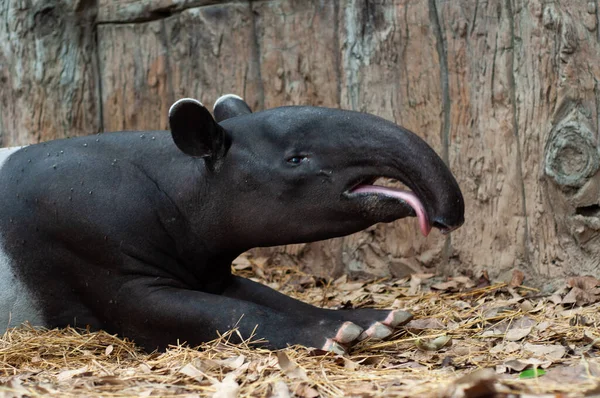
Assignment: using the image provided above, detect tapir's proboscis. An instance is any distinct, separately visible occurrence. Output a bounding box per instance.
[0,95,464,354]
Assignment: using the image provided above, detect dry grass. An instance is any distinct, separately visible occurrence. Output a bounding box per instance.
[1,258,599,397]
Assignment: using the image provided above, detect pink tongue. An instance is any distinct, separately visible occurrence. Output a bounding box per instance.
[352,185,431,236]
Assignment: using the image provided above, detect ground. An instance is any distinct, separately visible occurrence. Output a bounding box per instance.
[1,255,599,398]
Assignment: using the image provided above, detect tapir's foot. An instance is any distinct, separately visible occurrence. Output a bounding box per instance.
[315,309,412,355]
[329,308,413,342]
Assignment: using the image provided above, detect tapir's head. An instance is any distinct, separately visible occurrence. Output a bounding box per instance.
[169,96,464,248]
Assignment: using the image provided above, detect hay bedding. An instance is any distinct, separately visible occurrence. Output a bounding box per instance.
[1,257,600,397]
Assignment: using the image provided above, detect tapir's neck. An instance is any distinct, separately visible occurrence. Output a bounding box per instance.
[120,134,251,257]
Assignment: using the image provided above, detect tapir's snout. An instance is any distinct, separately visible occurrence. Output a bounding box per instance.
[429,190,465,235]
[335,110,465,237]
[412,143,465,236]
[391,134,465,237]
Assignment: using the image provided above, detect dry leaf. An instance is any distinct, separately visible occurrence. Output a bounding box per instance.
[271,380,291,398]
[504,327,532,341]
[452,276,476,286]
[56,366,88,382]
[523,343,566,360]
[509,270,525,287]
[584,329,600,345]
[251,256,269,269]
[406,318,445,330]
[94,376,126,386]
[0,378,30,396]
[519,300,534,312]
[497,358,552,373]
[335,357,360,370]
[179,363,204,382]
[415,335,452,351]
[431,280,460,291]
[562,286,600,305]
[413,273,436,280]
[232,256,252,271]
[294,383,319,398]
[333,274,347,285]
[214,355,246,370]
[543,363,600,384]
[337,282,365,291]
[452,300,471,310]
[212,372,240,398]
[447,368,497,398]
[277,352,308,381]
[408,273,434,295]
[507,287,523,300]
[549,294,563,305]
[567,276,600,290]
[136,363,152,374]
[489,342,521,355]
[476,271,491,288]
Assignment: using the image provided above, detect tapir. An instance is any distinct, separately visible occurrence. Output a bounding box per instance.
[0,95,464,354]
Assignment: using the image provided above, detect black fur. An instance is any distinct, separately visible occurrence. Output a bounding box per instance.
[0,98,464,351]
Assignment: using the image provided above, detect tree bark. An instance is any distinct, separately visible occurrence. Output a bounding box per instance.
[2,0,600,284]
[0,0,100,146]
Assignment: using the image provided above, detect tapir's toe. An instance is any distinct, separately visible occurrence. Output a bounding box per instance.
[384,309,413,327]
[334,321,363,343]
[358,322,393,341]
[323,339,348,355]
[317,309,413,353]
[321,321,363,355]
[358,310,412,341]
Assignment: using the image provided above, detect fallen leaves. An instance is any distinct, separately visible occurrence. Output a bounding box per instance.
[1,262,600,397]
[563,276,600,305]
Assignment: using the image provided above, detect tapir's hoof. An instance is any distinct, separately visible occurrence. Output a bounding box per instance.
[385,309,413,327]
[358,322,393,341]
[335,321,363,343]
[321,321,363,355]
[322,339,347,355]
[357,310,413,342]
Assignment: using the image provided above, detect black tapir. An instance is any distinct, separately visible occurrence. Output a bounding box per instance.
[0,95,464,354]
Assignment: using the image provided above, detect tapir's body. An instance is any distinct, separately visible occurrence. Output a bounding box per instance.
[0,96,464,354]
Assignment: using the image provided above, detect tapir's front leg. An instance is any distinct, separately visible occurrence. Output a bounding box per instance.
[222,276,412,342]
[113,280,363,354]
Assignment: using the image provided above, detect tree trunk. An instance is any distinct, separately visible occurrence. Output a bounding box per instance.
[0,0,100,146]
[1,0,599,285]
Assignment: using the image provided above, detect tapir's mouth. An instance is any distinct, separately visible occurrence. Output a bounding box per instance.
[345,176,433,236]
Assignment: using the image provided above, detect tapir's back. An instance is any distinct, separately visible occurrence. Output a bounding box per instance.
[0,132,194,331]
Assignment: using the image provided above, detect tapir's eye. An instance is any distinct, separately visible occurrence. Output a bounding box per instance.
[287,155,307,165]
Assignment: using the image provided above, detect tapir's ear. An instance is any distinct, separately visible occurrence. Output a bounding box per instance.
[213,94,253,123]
[169,98,227,160]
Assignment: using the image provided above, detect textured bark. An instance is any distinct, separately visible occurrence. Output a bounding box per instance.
[98,2,261,132]
[434,0,529,279]
[337,0,447,279]
[0,0,100,147]
[3,0,600,284]
[97,0,227,22]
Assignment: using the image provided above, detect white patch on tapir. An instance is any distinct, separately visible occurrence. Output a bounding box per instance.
[169,98,204,117]
[213,94,244,111]
[0,146,45,329]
